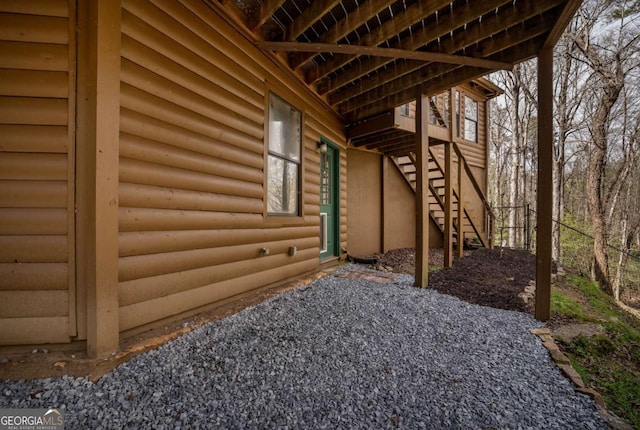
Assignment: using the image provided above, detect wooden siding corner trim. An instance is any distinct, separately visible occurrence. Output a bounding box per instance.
[76,0,121,357]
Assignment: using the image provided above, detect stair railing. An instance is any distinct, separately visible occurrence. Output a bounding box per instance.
[388,93,495,250]
[389,153,447,233]
[450,141,495,248]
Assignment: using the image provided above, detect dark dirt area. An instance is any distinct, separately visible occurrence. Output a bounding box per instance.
[374,247,537,313]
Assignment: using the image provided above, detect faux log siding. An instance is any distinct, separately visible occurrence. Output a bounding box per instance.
[119,0,345,332]
[0,1,73,345]
[119,227,318,257]
[458,91,487,170]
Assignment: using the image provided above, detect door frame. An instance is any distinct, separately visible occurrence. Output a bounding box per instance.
[319,137,340,260]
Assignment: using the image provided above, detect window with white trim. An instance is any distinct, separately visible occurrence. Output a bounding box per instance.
[267,93,301,215]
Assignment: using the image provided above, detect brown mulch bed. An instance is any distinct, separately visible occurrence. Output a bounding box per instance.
[375,248,437,274]
[375,247,536,313]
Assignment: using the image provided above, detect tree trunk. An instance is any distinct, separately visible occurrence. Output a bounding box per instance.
[586,84,622,296]
[552,46,572,263]
[613,182,640,302]
[574,16,627,295]
[552,156,562,262]
[612,217,627,302]
[508,67,521,249]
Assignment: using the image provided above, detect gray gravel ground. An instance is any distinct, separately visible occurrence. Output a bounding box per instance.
[1,265,607,429]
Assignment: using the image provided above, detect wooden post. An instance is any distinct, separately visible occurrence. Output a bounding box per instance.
[415,93,430,287]
[536,47,554,321]
[76,0,121,357]
[381,156,387,252]
[444,91,454,267]
[457,152,464,258]
[485,95,494,250]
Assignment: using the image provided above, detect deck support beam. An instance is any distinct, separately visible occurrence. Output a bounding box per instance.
[415,93,430,287]
[535,47,554,321]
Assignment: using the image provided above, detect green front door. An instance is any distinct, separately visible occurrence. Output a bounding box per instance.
[319,141,339,260]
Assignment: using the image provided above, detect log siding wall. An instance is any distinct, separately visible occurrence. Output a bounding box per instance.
[118,0,346,334]
[0,1,75,345]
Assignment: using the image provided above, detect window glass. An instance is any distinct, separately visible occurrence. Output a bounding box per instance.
[455,90,460,137]
[269,94,301,162]
[267,93,301,215]
[464,96,478,143]
[443,91,450,126]
[320,151,331,205]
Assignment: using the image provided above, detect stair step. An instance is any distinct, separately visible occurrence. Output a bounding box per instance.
[391,151,491,250]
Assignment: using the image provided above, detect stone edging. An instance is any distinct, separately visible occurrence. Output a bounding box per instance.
[530,328,632,430]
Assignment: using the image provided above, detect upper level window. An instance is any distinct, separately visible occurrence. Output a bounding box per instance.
[442,91,450,127]
[267,93,301,215]
[400,103,411,117]
[455,90,460,138]
[464,96,478,143]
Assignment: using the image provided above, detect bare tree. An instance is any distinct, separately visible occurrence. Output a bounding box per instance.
[572,0,640,295]
[552,27,588,262]
[611,87,640,299]
[488,96,513,246]
[491,63,538,249]
[507,66,522,248]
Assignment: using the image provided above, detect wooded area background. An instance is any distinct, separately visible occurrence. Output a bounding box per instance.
[488,0,640,307]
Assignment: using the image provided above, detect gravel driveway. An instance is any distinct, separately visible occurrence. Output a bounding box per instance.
[0,265,607,429]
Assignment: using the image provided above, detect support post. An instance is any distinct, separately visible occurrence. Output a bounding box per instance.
[444,90,454,268]
[76,0,121,357]
[381,156,387,252]
[526,204,531,250]
[457,154,464,258]
[415,93,430,287]
[536,47,554,321]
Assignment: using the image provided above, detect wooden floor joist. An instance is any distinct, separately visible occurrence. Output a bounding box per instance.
[259,42,513,71]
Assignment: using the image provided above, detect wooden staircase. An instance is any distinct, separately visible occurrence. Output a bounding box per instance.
[391,143,494,251]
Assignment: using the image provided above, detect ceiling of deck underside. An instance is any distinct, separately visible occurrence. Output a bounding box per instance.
[212,0,581,125]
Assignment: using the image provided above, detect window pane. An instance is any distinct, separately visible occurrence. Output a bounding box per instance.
[455,91,460,137]
[465,118,477,142]
[320,152,331,205]
[464,96,478,142]
[320,213,328,253]
[443,91,450,126]
[269,93,301,162]
[267,155,298,215]
[464,96,477,121]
